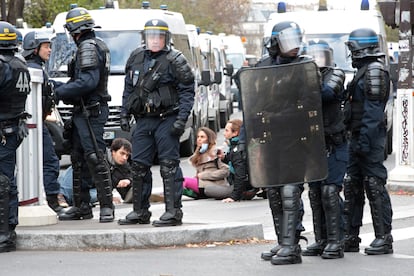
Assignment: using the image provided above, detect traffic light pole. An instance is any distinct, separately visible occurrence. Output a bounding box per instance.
[387,0,414,184]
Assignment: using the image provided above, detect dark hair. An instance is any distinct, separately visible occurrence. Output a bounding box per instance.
[110,138,132,153]
[190,127,217,167]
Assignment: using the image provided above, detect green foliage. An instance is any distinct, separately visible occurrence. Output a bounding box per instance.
[23,0,105,28]
[23,0,250,35]
[385,25,398,42]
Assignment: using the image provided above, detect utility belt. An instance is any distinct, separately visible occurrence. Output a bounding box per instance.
[0,119,19,135]
[134,106,179,119]
[0,113,31,144]
[73,101,107,117]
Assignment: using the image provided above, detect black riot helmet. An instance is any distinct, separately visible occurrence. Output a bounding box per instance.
[22,30,51,58]
[345,28,382,61]
[0,21,18,51]
[264,21,302,57]
[64,7,95,35]
[306,39,334,68]
[143,19,171,51]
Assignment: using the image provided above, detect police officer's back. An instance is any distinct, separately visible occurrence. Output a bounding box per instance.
[53,7,114,223]
[0,21,31,253]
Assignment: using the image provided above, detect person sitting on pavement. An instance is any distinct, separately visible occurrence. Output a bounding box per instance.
[59,138,137,205]
[183,127,232,199]
[219,119,259,203]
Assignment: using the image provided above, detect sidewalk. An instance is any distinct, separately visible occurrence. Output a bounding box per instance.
[16,195,265,251]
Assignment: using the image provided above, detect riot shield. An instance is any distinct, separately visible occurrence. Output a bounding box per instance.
[239,60,327,187]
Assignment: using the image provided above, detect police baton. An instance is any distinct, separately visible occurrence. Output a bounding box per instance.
[80,98,104,160]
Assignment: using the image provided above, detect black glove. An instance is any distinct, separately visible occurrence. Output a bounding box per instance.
[120,115,131,132]
[170,119,186,136]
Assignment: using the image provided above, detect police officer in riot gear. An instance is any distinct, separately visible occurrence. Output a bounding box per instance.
[302,40,347,259]
[0,21,31,253]
[258,21,307,265]
[344,28,393,255]
[53,7,114,223]
[118,19,194,227]
[22,30,63,214]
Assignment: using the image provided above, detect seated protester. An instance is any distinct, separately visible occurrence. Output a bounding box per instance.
[220,119,258,203]
[59,138,135,204]
[108,138,134,203]
[183,127,232,199]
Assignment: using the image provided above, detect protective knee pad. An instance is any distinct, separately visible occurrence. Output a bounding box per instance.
[159,159,179,179]
[131,161,149,179]
[364,176,385,202]
[281,185,301,211]
[267,188,282,212]
[86,152,111,175]
[343,176,364,204]
[0,174,10,195]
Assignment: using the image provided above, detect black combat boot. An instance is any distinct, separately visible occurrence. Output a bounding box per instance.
[59,202,93,220]
[153,160,183,227]
[321,185,344,259]
[364,177,393,255]
[0,175,15,253]
[271,185,302,265]
[86,152,114,223]
[303,186,327,256]
[343,176,364,252]
[119,162,152,225]
[47,194,63,213]
[261,188,282,260]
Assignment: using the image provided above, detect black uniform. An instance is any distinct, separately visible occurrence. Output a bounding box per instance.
[118,19,195,227]
[54,30,114,223]
[344,28,393,255]
[0,22,31,253]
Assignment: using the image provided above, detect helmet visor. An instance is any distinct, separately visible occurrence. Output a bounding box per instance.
[307,44,333,68]
[276,27,302,54]
[145,30,166,52]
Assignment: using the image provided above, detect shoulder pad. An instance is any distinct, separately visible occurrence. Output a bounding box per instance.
[167,49,194,84]
[365,61,388,101]
[324,67,345,94]
[255,56,272,67]
[79,39,98,70]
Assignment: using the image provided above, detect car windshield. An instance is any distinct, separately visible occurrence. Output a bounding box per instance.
[226,53,244,71]
[47,30,142,77]
[305,33,354,72]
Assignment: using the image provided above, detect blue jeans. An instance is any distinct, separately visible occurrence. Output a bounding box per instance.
[58,166,97,206]
[43,124,60,195]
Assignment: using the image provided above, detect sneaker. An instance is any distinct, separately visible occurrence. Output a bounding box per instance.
[183,188,198,199]
[57,193,69,208]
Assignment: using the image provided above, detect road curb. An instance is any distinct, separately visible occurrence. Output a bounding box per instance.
[16,222,264,251]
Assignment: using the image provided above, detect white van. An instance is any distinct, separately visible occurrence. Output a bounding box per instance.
[264,8,394,157]
[219,34,247,106]
[48,7,198,156]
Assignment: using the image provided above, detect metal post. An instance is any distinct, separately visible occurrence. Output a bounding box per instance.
[389,0,414,182]
[16,68,57,226]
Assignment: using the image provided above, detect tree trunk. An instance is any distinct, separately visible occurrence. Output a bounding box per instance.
[7,0,25,25]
